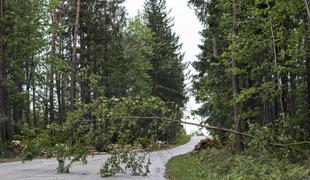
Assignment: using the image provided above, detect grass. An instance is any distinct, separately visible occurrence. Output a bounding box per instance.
[166,147,310,180]
[148,129,191,152]
[171,129,191,146]
[0,156,22,163]
[0,142,20,163]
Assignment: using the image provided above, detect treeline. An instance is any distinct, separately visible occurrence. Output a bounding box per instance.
[0,0,185,142]
[190,0,310,151]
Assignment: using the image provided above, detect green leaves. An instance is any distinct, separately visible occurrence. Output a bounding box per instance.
[190,0,310,144]
[18,95,177,175]
[99,145,151,177]
[19,117,91,173]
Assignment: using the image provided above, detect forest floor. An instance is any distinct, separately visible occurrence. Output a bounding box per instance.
[166,146,310,180]
[0,136,204,180]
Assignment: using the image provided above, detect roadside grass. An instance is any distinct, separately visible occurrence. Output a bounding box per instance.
[147,129,191,152]
[171,129,191,146]
[0,157,22,163]
[166,147,310,180]
[0,142,20,163]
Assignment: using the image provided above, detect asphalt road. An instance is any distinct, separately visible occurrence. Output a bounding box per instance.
[0,136,204,180]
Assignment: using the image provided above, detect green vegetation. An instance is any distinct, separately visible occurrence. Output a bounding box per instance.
[0,0,310,179]
[99,145,151,177]
[0,0,187,176]
[0,0,185,175]
[167,147,310,180]
[19,97,179,173]
[172,129,191,146]
[189,0,310,150]
[0,0,185,145]
[186,1,310,177]
[0,157,21,163]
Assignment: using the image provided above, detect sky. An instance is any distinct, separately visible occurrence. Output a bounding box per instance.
[124,0,208,135]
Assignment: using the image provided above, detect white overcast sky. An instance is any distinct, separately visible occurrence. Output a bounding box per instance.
[124,0,208,135]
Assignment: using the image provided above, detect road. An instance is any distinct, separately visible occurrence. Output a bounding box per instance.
[0,136,204,180]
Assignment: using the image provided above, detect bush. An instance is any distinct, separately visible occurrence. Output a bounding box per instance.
[246,114,310,162]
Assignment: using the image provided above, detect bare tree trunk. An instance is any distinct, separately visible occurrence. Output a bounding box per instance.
[58,0,66,122]
[212,34,219,58]
[267,1,284,113]
[44,84,48,125]
[31,61,36,127]
[0,0,5,141]
[0,0,12,141]
[70,0,80,111]
[232,0,243,153]
[304,0,310,118]
[305,0,310,20]
[25,60,31,125]
[306,42,310,114]
[56,73,61,121]
[49,5,56,123]
[289,74,296,117]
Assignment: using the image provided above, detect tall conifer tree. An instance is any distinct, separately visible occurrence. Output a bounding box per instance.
[144,0,186,108]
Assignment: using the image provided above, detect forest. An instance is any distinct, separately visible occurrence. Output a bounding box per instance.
[167,0,310,179]
[0,0,310,179]
[0,0,185,140]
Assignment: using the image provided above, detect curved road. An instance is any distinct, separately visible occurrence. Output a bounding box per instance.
[0,136,204,180]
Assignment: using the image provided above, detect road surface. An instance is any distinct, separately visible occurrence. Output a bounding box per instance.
[0,136,204,180]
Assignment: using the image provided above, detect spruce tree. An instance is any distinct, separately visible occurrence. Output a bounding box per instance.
[144,0,185,108]
[144,0,186,140]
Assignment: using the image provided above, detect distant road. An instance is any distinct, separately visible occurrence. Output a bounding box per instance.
[0,136,204,180]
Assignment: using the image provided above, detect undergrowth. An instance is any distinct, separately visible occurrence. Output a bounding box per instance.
[166,147,310,180]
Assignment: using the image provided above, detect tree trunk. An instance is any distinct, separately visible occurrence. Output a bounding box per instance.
[0,0,12,141]
[304,0,310,118]
[267,1,284,113]
[212,34,219,58]
[57,0,65,123]
[49,6,56,123]
[44,84,48,126]
[31,61,36,127]
[70,0,80,111]
[232,0,243,153]
[0,0,5,141]
[56,14,62,123]
[289,74,296,117]
[25,60,31,125]
[305,0,310,20]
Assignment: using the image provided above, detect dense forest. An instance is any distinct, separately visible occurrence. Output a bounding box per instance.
[190,0,310,151]
[167,1,310,179]
[0,0,310,179]
[0,0,185,143]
